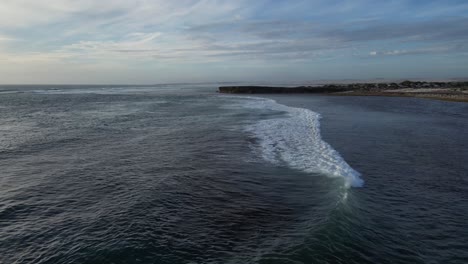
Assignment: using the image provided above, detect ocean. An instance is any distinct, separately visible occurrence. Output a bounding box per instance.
[0,84,467,264]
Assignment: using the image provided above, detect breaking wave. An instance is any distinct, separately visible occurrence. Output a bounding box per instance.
[240,97,364,188]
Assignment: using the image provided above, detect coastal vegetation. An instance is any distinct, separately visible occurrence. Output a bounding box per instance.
[219,81,468,102]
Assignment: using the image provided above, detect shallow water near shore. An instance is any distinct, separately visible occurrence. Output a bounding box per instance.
[1,85,467,263]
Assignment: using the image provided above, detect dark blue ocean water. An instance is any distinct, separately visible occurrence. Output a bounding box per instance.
[0,85,467,264]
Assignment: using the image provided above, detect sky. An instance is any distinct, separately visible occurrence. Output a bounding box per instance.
[0,0,467,84]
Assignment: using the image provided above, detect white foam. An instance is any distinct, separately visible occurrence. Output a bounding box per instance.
[237,96,364,188]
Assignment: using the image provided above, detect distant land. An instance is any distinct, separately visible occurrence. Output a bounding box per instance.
[219,81,468,102]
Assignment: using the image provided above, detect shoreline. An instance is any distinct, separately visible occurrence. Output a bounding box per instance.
[331,91,468,103]
[219,81,468,103]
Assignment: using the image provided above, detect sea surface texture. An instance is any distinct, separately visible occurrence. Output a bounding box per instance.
[0,85,467,264]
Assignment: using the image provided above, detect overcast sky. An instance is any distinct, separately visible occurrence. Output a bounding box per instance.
[0,0,467,84]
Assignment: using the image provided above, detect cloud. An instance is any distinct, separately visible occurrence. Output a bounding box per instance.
[188,16,468,43]
[178,16,468,61]
[0,34,15,42]
[63,32,162,53]
[369,44,468,57]
[0,0,468,83]
[323,17,468,43]
[2,1,468,61]
[0,0,249,31]
[0,35,16,52]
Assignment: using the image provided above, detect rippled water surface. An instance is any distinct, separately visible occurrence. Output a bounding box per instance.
[0,85,467,264]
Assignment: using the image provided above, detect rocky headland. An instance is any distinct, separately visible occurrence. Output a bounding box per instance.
[219,81,468,102]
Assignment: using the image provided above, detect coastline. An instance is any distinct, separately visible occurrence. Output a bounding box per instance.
[331,91,468,103]
[219,81,468,103]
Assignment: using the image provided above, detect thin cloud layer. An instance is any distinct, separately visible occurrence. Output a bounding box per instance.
[0,0,467,83]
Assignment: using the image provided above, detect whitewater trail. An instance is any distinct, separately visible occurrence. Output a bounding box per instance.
[236,96,364,188]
